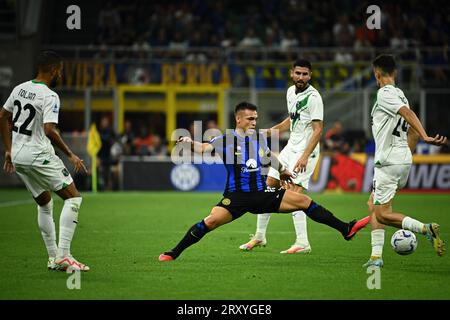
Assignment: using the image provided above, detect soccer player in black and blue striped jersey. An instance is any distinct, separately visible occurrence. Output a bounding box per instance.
[159,102,370,261]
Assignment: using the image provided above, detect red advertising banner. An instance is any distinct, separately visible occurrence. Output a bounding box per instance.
[309,153,450,193]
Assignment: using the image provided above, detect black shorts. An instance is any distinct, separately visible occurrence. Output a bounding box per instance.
[216,188,286,220]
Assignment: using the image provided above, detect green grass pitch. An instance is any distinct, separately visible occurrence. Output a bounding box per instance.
[0,189,449,300]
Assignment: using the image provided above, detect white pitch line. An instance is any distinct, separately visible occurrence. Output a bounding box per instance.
[0,199,34,208]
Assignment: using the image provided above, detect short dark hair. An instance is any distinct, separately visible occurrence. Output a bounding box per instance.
[293,59,312,71]
[234,101,257,114]
[37,50,62,73]
[372,54,397,75]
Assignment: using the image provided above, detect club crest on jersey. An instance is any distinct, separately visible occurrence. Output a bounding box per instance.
[290,111,300,129]
[258,147,265,157]
[52,104,59,113]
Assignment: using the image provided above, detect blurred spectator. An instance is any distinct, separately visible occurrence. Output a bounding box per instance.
[390,30,409,50]
[125,65,151,84]
[280,31,298,51]
[98,115,115,190]
[148,134,168,157]
[325,121,347,152]
[98,1,121,45]
[132,35,152,60]
[120,120,136,155]
[109,135,124,190]
[94,43,115,60]
[333,15,355,47]
[204,120,221,141]
[334,50,353,63]
[238,29,263,48]
[134,125,155,156]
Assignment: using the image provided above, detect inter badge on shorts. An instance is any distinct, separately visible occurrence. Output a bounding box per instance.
[221,198,231,206]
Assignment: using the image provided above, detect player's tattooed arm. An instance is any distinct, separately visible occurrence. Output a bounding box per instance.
[44,122,87,173]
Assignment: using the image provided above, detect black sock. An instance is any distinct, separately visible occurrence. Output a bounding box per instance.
[166,220,210,259]
[304,201,349,236]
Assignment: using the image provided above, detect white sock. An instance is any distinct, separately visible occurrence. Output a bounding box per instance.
[370,229,385,258]
[58,197,82,258]
[401,216,425,234]
[255,213,271,240]
[292,210,309,245]
[37,198,57,258]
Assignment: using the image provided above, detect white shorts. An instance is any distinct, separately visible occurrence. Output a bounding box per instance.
[268,146,319,190]
[372,164,411,205]
[14,152,73,198]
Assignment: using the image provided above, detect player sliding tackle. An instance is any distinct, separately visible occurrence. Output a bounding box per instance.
[159,102,370,261]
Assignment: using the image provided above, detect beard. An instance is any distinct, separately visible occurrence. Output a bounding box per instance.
[296,81,304,88]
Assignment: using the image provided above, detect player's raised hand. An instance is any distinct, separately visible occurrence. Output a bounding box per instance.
[294,155,308,173]
[424,134,448,146]
[3,151,15,174]
[69,153,87,173]
[177,136,193,144]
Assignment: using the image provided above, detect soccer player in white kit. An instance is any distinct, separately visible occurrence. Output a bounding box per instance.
[363,54,447,268]
[239,59,323,254]
[0,51,89,271]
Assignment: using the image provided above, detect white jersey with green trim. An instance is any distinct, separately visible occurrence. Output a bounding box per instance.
[371,84,412,166]
[2,80,60,165]
[286,84,323,153]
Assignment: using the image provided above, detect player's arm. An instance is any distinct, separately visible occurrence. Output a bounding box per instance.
[294,119,323,173]
[44,123,87,173]
[0,108,14,173]
[398,106,447,146]
[266,117,290,137]
[407,126,420,153]
[177,136,214,154]
[269,150,295,182]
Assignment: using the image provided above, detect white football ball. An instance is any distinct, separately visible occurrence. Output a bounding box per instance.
[391,229,417,255]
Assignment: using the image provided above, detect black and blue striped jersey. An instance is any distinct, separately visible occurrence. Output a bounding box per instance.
[210,130,270,193]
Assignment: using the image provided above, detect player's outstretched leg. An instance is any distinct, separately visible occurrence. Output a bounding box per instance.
[160,206,233,261]
[159,220,211,261]
[239,213,269,251]
[279,191,370,240]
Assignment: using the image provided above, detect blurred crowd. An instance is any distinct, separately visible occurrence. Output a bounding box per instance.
[92,114,220,190]
[92,0,450,62]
